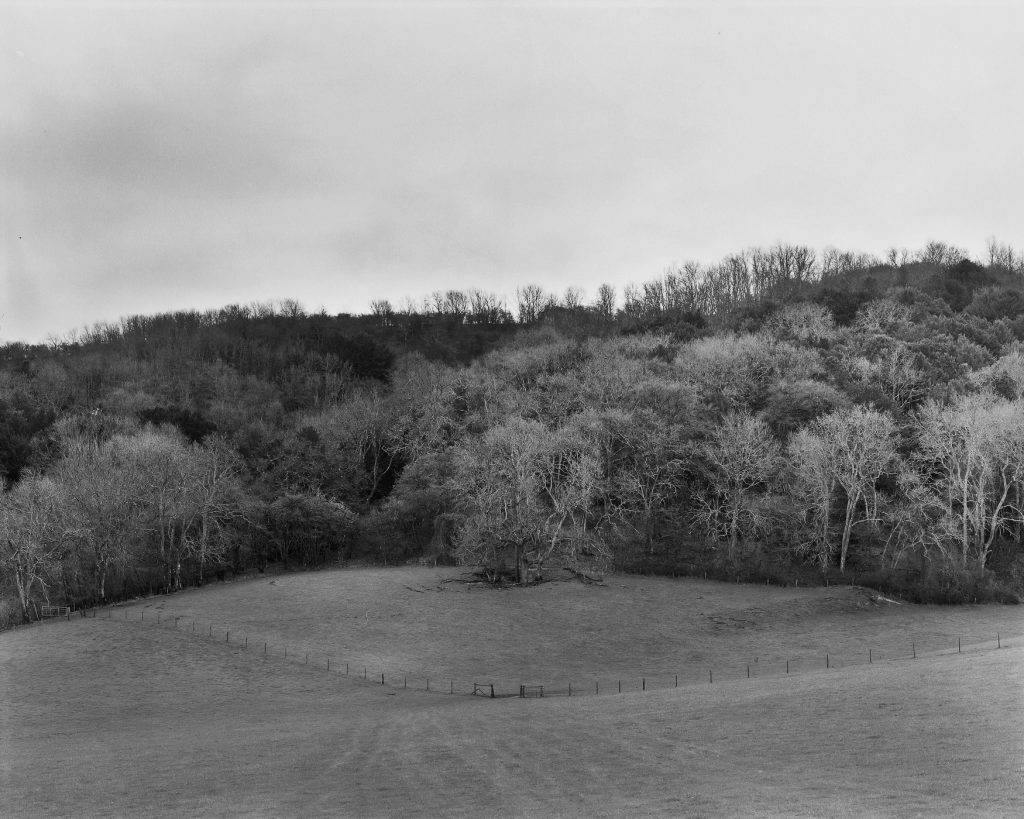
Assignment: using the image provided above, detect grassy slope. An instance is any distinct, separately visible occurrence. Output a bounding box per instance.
[1,569,1022,817]
[104,567,1023,691]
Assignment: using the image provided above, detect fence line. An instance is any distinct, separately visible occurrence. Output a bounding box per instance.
[73,603,1019,700]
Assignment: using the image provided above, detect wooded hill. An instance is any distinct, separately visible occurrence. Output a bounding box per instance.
[4,238,1024,624]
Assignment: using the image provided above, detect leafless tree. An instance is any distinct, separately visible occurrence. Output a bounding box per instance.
[593,283,617,321]
[788,407,897,571]
[370,299,394,326]
[516,284,548,324]
[885,246,911,267]
[986,236,1016,271]
[695,413,780,559]
[562,287,584,311]
[0,477,67,619]
[915,394,1024,573]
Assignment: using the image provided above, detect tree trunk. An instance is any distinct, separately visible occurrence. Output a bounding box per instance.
[199,515,208,583]
[728,492,740,560]
[839,493,857,573]
[14,570,31,621]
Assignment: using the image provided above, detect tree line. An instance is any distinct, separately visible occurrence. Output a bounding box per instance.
[3,238,1024,624]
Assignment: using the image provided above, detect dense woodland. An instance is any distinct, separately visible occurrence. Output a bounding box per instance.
[5,237,1024,624]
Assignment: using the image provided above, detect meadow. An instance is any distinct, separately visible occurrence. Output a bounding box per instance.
[2,568,1022,816]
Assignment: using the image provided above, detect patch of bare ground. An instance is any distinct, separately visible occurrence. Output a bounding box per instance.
[1,568,1022,816]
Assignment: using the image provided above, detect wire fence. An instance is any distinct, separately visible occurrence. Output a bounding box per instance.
[68,603,1020,700]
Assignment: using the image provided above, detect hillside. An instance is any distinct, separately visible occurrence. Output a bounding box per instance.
[4,240,1024,624]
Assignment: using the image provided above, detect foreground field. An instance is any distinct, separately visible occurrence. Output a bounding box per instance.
[1,569,1023,816]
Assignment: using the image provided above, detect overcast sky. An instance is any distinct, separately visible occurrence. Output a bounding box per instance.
[3,1,1023,342]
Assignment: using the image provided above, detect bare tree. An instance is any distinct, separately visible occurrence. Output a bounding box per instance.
[762,302,836,344]
[187,439,248,582]
[885,247,910,267]
[370,299,394,326]
[0,478,67,620]
[621,283,643,318]
[918,240,970,267]
[986,236,1016,271]
[452,419,606,581]
[915,394,1024,574]
[467,290,509,325]
[562,287,584,311]
[853,298,912,335]
[788,407,897,571]
[695,413,780,559]
[516,284,548,324]
[601,411,688,551]
[52,444,140,601]
[593,283,617,321]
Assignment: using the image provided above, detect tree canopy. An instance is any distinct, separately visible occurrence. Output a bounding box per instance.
[4,239,1024,622]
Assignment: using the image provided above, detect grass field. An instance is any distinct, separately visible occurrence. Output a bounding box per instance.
[2,567,1023,816]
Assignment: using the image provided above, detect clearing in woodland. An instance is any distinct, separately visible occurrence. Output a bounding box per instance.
[1,567,1022,816]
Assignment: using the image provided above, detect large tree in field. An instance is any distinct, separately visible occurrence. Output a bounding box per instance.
[915,394,1024,574]
[451,418,605,581]
[788,406,897,571]
[695,412,780,560]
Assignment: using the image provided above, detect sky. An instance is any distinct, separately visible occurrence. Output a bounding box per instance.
[2,1,1024,343]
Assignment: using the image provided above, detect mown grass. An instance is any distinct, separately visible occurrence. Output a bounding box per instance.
[111,567,1020,692]
[1,568,1022,816]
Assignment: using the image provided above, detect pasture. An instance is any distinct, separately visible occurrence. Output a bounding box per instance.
[2,567,1022,816]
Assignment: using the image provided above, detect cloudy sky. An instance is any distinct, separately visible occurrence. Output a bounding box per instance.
[3,1,1023,342]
